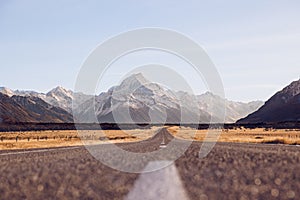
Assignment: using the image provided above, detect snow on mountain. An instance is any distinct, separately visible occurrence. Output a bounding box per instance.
[196,92,263,123]
[75,73,262,123]
[0,93,73,123]
[43,86,74,112]
[0,86,91,113]
[47,86,73,100]
[0,87,14,97]
[74,73,206,123]
[0,73,264,123]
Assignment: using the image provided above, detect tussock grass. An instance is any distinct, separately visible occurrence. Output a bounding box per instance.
[0,127,160,150]
[168,126,300,145]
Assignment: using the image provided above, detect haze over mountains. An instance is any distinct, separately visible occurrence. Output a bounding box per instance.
[238,79,300,123]
[0,73,263,124]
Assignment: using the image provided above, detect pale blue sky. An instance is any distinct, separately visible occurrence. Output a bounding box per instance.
[0,0,300,102]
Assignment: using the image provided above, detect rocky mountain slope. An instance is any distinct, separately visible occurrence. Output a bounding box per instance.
[74,73,263,123]
[0,86,91,113]
[75,74,211,123]
[0,93,73,123]
[238,79,300,123]
[196,92,263,123]
[1,73,264,123]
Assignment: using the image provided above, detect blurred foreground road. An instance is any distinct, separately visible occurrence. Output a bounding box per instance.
[0,128,300,199]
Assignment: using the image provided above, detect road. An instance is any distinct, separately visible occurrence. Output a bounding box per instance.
[0,128,300,199]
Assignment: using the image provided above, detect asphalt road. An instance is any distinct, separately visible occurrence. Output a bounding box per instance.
[0,128,300,199]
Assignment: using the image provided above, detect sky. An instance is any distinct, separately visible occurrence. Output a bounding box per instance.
[0,0,300,102]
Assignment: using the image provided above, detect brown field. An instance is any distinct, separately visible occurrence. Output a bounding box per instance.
[1,126,300,150]
[168,126,300,145]
[0,127,160,150]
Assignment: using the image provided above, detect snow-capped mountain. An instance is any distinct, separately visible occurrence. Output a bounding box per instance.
[0,73,264,123]
[75,73,209,123]
[74,73,263,123]
[0,93,73,123]
[0,86,91,113]
[44,86,74,112]
[0,87,14,97]
[196,92,263,123]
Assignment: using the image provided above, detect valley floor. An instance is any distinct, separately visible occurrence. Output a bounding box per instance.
[169,126,300,145]
[0,128,158,150]
[0,126,300,150]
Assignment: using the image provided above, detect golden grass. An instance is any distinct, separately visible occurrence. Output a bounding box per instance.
[0,127,160,150]
[168,126,300,145]
[2,126,299,150]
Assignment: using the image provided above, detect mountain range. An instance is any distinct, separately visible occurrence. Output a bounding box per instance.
[75,73,263,123]
[1,74,299,124]
[0,93,73,123]
[238,79,300,123]
[0,86,91,113]
[0,73,264,124]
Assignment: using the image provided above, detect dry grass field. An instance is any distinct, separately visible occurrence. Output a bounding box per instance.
[1,126,300,150]
[0,127,160,150]
[168,126,300,145]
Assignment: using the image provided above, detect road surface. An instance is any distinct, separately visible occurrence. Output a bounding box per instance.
[0,128,300,199]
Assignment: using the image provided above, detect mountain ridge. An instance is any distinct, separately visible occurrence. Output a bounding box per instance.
[238,79,300,123]
[0,93,73,123]
[0,73,264,123]
[73,73,264,123]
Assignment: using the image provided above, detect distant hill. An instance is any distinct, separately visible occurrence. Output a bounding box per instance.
[237,79,300,123]
[0,93,73,123]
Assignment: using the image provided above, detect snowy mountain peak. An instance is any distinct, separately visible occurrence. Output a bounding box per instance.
[200,91,220,98]
[48,86,70,94]
[47,86,73,99]
[119,73,149,89]
[0,87,14,97]
[111,73,164,97]
[0,86,90,113]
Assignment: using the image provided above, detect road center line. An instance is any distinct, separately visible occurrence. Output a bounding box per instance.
[126,161,189,200]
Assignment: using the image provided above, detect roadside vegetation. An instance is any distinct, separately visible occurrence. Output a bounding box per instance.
[168,126,300,145]
[0,128,158,150]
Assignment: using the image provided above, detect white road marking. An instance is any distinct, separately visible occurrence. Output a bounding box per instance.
[0,146,80,156]
[160,135,167,148]
[162,136,165,144]
[126,161,189,200]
